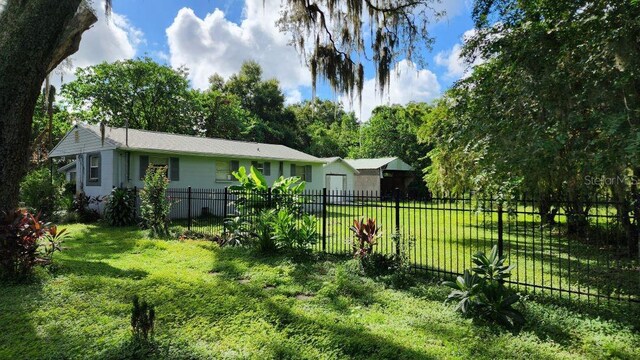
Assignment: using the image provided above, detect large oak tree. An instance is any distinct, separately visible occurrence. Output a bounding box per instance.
[0,0,97,214]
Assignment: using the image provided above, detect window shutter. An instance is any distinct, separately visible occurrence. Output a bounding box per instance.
[139,155,149,180]
[305,165,312,182]
[279,161,284,177]
[264,162,271,176]
[170,157,180,181]
[251,161,258,169]
[290,164,296,176]
[230,160,240,172]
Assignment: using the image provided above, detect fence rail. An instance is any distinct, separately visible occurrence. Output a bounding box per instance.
[135,187,640,305]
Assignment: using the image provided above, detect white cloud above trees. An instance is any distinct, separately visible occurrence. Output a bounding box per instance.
[342,60,442,122]
[165,0,310,91]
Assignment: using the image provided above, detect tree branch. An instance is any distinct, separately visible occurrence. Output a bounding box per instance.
[46,3,97,74]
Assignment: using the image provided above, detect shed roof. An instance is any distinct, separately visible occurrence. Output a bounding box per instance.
[53,124,323,163]
[344,157,413,171]
[319,157,360,174]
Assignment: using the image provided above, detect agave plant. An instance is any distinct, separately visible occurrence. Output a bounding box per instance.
[349,218,381,259]
[443,246,524,328]
[471,245,514,282]
[443,270,483,314]
[476,283,525,328]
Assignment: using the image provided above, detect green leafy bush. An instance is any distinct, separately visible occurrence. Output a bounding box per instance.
[139,168,171,237]
[443,246,524,328]
[104,188,137,226]
[271,209,318,251]
[251,209,276,253]
[221,216,250,246]
[0,210,68,280]
[19,167,63,218]
[131,295,155,341]
[230,166,305,214]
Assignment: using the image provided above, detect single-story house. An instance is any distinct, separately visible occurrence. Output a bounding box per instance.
[344,157,414,197]
[319,157,359,203]
[50,124,326,215]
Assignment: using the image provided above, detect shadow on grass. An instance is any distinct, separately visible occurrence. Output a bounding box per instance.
[56,259,148,280]
[63,225,142,260]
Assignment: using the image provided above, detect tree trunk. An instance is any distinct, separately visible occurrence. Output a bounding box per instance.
[0,0,96,215]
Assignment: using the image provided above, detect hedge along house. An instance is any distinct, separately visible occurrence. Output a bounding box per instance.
[344,157,414,198]
[49,124,326,215]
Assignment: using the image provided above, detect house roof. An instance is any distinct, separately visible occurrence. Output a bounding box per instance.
[344,157,413,171]
[73,124,324,163]
[57,161,77,173]
[319,157,360,174]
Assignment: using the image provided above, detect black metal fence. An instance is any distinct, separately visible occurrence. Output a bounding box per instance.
[135,187,640,305]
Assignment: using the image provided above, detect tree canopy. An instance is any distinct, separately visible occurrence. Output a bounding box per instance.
[62,57,197,134]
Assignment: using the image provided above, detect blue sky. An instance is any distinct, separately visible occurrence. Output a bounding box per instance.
[63,0,476,121]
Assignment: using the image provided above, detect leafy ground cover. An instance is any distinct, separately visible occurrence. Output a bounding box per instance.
[0,224,637,359]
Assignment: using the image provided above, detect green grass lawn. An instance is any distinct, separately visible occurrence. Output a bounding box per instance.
[175,200,640,302]
[1,224,638,359]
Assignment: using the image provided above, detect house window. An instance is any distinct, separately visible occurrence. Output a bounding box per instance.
[149,156,168,177]
[291,164,312,182]
[89,155,100,180]
[251,161,271,176]
[216,160,239,181]
[296,165,306,181]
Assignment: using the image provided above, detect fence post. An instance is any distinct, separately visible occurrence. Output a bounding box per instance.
[223,187,228,233]
[395,187,401,256]
[187,186,192,231]
[133,186,138,219]
[322,188,327,252]
[497,202,504,258]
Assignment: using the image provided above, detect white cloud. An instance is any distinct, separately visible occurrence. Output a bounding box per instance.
[166,0,310,91]
[284,89,302,105]
[50,1,143,87]
[434,29,483,79]
[343,60,442,122]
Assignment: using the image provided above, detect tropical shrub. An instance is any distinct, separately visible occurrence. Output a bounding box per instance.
[252,209,277,253]
[271,209,318,251]
[139,168,171,238]
[443,246,524,328]
[19,167,63,218]
[230,166,305,214]
[0,210,68,280]
[131,295,155,342]
[221,216,250,246]
[71,192,101,223]
[349,218,381,259]
[104,188,137,226]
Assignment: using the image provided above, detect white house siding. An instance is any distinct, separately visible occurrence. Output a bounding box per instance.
[50,126,116,157]
[78,150,115,213]
[322,160,357,204]
[101,151,325,218]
